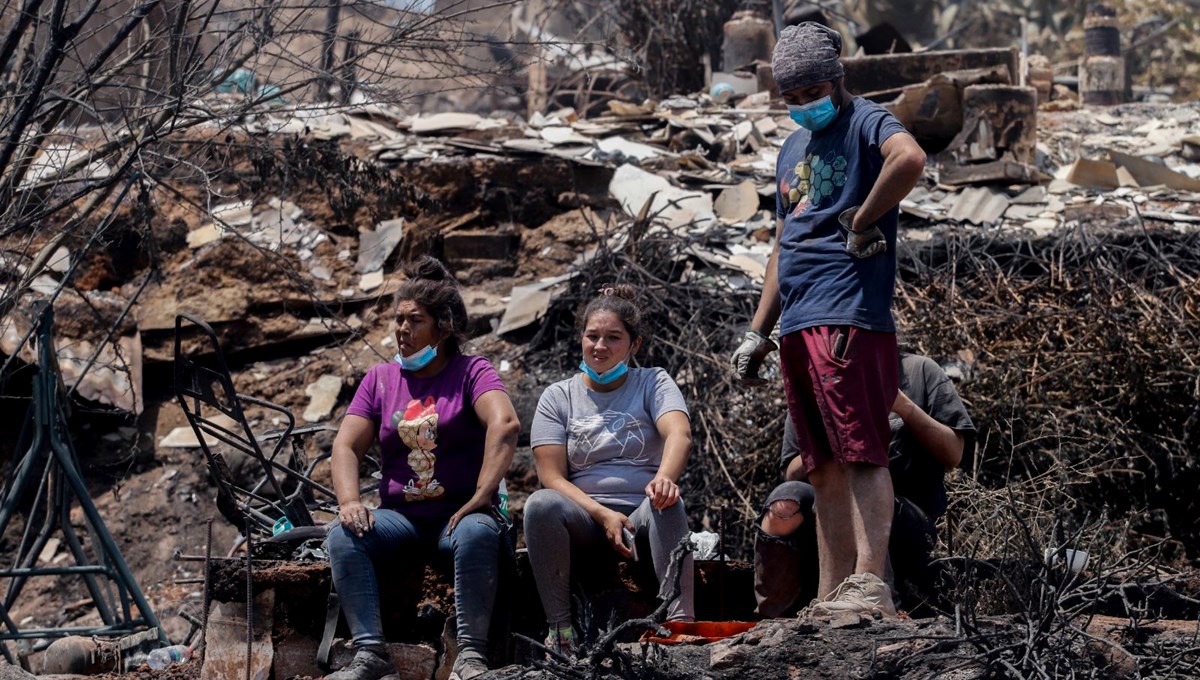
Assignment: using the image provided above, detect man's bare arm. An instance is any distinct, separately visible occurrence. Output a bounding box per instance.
[750,217,786,335]
[852,133,926,233]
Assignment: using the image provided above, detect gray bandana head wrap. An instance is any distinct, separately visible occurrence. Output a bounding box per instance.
[772,22,845,94]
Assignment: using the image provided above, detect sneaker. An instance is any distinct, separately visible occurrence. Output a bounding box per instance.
[543,625,577,659]
[805,573,898,619]
[448,648,487,680]
[325,647,400,680]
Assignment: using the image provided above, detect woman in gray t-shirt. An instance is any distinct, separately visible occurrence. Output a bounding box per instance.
[526,285,696,656]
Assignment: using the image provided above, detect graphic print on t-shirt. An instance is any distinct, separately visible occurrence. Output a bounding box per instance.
[392,397,445,501]
[568,410,649,468]
[779,151,849,216]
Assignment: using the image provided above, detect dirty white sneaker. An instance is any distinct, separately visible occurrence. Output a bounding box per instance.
[805,573,898,619]
[325,647,400,680]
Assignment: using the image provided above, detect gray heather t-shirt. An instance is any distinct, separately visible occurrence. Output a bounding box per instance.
[530,367,690,507]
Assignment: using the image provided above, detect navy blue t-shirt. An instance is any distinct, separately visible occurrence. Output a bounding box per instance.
[774,96,910,335]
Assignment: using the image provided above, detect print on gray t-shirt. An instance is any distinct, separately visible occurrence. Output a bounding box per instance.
[531,367,690,507]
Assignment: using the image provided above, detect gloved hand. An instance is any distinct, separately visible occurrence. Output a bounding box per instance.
[730,329,778,386]
[839,206,887,259]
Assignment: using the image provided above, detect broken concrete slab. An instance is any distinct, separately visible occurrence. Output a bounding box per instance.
[594,137,664,162]
[939,160,1042,186]
[38,537,61,564]
[212,200,254,226]
[609,164,715,230]
[250,203,305,246]
[714,181,760,224]
[159,414,240,448]
[540,126,592,145]
[46,246,70,273]
[18,143,113,190]
[687,246,767,282]
[1004,204,1045,222]
[1023,218,1059,236]
[359,270,384,292]
[1011,186,1048,205]
[947,186,1010,226]
[410,112,484,133]
[496,285,553,336]
[187,223,224,249]
[302,375,343,423]
[356,218,405,273]
[1065,158,1120,189]
[1108,150,1200,192]
[57,332,144,414]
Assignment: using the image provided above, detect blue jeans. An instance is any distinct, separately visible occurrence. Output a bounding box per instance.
[326,508,504,653]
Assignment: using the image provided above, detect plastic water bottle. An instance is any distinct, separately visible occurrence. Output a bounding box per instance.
[147,645,191,670]
[498,479,510,519]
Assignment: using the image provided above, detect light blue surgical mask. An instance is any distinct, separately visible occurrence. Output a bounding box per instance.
[788,95,839,132]
[395,343,438,371]
[580,359,628,385]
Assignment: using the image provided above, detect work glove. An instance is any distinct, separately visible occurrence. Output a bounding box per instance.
[730,329,778,386]
[840,206,887,259]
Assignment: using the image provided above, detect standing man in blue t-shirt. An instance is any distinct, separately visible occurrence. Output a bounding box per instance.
[730,22,927,618]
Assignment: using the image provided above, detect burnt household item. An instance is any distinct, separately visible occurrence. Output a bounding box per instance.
[843,47,1019,100]
[886,65,1012,145]
[781,3,826,29]
[723,9,776,72]
[1026,54,1053,103]
[1080,4,1125,105]
[855,23,912,55]
[172,313,376,538]
[953,85,1038,166]
[0,302,166,662]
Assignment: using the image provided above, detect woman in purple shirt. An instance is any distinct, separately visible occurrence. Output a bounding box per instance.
[325,257,520,680]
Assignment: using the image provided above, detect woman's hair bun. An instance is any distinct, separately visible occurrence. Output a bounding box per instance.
[404,255,453,283]
[604,284,637,303]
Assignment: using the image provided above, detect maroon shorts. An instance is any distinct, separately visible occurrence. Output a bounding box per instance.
[780,326,898,475]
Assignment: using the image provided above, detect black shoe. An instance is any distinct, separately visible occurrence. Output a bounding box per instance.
[325,647,400,680]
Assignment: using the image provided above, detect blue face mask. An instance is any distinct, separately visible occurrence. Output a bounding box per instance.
[395,343,438,371]
[579,359,628,385]
[788,95,839,131]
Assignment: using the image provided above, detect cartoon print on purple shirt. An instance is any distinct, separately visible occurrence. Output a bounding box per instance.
[392,397,446,500]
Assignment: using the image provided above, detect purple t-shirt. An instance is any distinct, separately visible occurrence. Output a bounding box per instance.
[344,353,506,519]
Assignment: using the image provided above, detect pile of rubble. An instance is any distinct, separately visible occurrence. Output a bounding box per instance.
[5,21,1200,678]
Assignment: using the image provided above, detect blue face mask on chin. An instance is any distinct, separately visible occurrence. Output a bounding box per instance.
[395,343,438,371]
[579,359,629,385]
[788,95,839,131]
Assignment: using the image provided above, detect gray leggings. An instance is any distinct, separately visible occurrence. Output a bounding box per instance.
[523,488,695,627]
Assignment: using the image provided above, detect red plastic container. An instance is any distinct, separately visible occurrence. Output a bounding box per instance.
[640,620,757,645]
